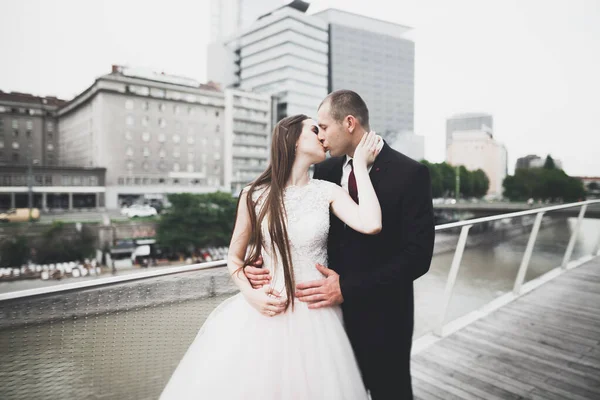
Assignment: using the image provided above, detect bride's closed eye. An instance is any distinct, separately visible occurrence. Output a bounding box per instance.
[311,126,319,135]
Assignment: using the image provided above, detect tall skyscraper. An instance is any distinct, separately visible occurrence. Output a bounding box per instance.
[446,113,493,149]
[313,9,414,139]
[229,1,329,120]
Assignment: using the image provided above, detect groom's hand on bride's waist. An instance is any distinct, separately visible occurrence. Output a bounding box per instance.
[244,256,272,289]
[295,264,344,309]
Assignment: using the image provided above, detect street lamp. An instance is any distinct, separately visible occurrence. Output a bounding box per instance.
[27,142,39,221]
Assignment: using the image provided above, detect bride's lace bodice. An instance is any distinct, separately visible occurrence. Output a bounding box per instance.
[251,179,336,295]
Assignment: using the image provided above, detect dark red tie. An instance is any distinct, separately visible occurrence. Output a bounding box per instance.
[348,160,359,204]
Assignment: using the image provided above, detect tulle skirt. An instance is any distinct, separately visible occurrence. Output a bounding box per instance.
[159,293,369,400]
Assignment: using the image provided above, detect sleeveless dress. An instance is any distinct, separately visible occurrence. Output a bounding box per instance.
[159,179,369,400]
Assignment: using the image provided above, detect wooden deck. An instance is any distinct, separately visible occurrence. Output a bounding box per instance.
[412,257,600,400]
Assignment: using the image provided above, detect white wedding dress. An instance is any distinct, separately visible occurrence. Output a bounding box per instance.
[159,179,368,400]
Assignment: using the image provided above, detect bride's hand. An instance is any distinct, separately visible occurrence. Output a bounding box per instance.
[353,131,380,169]
[243,286,288,317]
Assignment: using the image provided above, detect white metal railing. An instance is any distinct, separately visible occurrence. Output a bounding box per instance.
[433,199,600,336]
[2,200,600,329]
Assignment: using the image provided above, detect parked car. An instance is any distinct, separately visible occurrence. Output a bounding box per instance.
[120,204,158,218]
[0,208,40,222]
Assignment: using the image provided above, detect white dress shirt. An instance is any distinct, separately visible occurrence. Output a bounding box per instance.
[341,136,385,192]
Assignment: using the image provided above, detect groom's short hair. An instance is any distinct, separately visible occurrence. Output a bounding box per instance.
[321,90,370,130]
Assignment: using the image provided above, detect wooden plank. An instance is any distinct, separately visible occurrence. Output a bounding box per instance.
[496,307,600,340]
[412,376,460,400]
[452,330,600,394]
[477,309,600,348]
[438,336,594,400]
[411,364,486,400]
[434,338,592,400]
[464,322,600,369]
[417,345,535,397]
[412,355,522,400]
[504,301,600,329]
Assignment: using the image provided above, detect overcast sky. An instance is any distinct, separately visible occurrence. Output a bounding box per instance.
[1,0,599,176]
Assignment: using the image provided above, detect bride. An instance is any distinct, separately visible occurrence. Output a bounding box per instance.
[160,114,382,399]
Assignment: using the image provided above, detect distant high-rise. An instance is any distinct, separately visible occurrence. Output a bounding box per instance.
[516,154,563,170]
[229,1,329,120]
[313,9,414,139]
[446,114,507,197]
[446,113,493,149]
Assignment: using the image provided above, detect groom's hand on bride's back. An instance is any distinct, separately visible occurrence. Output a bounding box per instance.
[244,255,272,289]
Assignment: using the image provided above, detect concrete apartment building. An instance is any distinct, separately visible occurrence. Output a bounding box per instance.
[0,91,106,210]
[446,113,494,149]
[224,89,272,194]
[57,66,228,209]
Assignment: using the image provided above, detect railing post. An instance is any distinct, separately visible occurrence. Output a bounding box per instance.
[435,225,471,337]
[594,232,600,257]
[513,212,545,295]
[562,204,588,269]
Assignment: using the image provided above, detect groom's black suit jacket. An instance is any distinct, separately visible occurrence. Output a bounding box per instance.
[313,142,435,399]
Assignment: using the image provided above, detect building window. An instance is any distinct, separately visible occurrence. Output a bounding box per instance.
[118,177,124,185]
[126,116,134,126]
[125,131,133,140]
[214,152,221,160]
[188,151,195,160]
[134,177,141,185]
[159,118,166,128]
[47,154,54,164]
[48,132,53,140]
[158,133,166,142]
[159,148,166,158]
[151,88,166,98]
[188,106,195,115]
[143,147,150,157]
[126,161,134,170]
[142,116,149,127]
[26,120,33,131]
[142,101,150,111]
[142,177,148,185]
[73,176,82,186]
[12,119,18,129]
[187,163,194,172]
[142,132,151,142]
[174,105,181,115]
[13,129,18,137]
[142,161,150,171]
[47,144,54,151]
[0,141,3,148]
[45,175,52,185]
[173,134,180,143]
[173,162,180,172]
[187,136,194,144]
[62,175,71,185]
[158,161,167,171]
[90,176,98,186]
[158,103,166,112]
[215,111,219,117]
[46,122,54,132]
[125,99,134,110]
[216,125,220,133]
[126,147,134,157]
[173,147,180,158]
[12,142,19,149]
[126,177,133,185]
[26,130,32,139]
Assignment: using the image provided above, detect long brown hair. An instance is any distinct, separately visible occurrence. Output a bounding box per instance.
[238,114,309,311]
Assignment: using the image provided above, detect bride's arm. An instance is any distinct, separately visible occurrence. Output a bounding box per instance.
[329,132,382,235]
[227,190,255,293]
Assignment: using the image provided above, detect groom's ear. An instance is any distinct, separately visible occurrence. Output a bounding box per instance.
[345,115,358,134]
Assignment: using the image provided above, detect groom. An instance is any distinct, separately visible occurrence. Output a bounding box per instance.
[246,90,435,399]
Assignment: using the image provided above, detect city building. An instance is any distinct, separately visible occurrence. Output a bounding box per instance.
[0,90,65,167]
[226,0,329,121]
[0,91,107,211]
[446,129,508,197]
[207,0,290,88]
[390,131,425,162]
[224,89,272,194]
[446,113,493,149]
[313,8,415,138]
[515,154,563,170]
[57,65,228,209]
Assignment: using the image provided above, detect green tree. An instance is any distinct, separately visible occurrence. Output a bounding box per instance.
[588,182,599,191]
[34,222,96,264]
[458,166,473,198]
[471,169,490,198]
[420,160,444,198]
[438,162,456,196]
[0,236,30,268]
[543,155,556,170]
[157,192,238,254]
[503,168,585,202]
